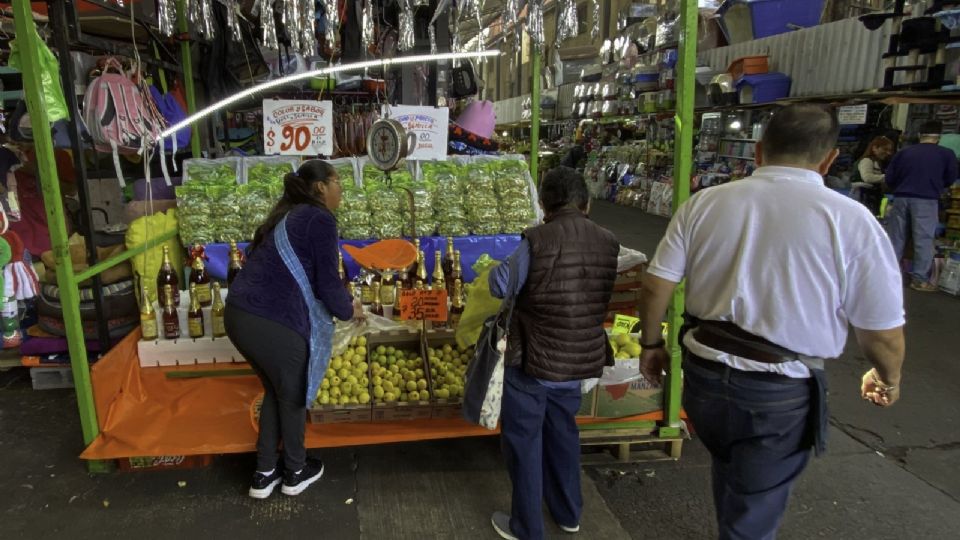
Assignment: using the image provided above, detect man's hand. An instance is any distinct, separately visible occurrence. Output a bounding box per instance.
[639,347,669,387]
[861,368,900,407]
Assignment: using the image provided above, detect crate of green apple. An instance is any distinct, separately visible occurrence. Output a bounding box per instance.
[424,330,475,419]
[369,330,433,421]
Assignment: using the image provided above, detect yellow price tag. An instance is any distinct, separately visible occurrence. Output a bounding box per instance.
[612,314,640,335]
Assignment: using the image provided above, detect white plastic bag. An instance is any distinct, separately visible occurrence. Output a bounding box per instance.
[618,246,648,272]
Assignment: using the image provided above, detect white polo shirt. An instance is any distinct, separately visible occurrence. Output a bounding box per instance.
[648,166,905,378]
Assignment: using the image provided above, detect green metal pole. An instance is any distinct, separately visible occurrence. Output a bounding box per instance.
[530,44,541,183]
[177,0,201,157]
[661,0,698,438]
[12,0,107,471]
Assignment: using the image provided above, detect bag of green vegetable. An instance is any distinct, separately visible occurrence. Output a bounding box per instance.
[242,156,300,184]
[182,157,242,185]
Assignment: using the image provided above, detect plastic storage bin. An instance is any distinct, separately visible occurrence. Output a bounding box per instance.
[717,0,826,44]
[737,72,791,104]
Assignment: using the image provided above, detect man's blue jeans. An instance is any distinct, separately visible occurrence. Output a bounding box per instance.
[500,367,582,540]
[886,197,940,282]
[683,354,817,540]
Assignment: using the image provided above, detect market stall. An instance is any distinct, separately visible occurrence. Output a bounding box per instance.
[11,0,695,470]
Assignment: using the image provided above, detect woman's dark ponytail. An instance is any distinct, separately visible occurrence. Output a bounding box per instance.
[249,160,336,252]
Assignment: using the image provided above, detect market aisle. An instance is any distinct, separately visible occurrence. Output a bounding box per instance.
[588,199,960,538]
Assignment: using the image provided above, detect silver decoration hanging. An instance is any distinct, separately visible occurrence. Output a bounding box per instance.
[255,0,280,50]
[504,0,519,51]
[591,0,600,41]
[414,0,430,6]
[555,0,577,47]
[399,0,415,51]
[158,0,177,37]
[528,0,545,48]
[322,0,339,49]
[284,0,303,54]
[429,25,438,54]
[189,0,216,40]
[300,0,317,56]
[226,0,242,42]
[360,0,374,54]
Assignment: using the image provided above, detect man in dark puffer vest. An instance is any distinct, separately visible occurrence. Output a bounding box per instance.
[488,166,620,540]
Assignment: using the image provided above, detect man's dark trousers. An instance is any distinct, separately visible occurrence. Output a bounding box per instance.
[683,353,816,540]
[500,366,582,540]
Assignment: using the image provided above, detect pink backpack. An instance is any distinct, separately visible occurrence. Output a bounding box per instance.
[82,59,167,186]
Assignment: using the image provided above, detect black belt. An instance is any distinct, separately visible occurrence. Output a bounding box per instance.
[691,319,800,364]
[685,352,805,384]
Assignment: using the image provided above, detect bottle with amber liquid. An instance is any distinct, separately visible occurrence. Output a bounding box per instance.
[338,250,351,287]
[140,286,158,341]
[448,279,465,329]
[431,251,446,293]
[404,238,422,289]
[227,241,244,286]
[441,236,455,282]
[162,284,180,339]
[187,283,205,338]
[380,268,397,306]
[190,249,213,307]
[157,245,180,307]
[448,250,463,297]
[370,282,384,316]
[360,270,374,305]
[211,282,226,338]
[392,281,404,321]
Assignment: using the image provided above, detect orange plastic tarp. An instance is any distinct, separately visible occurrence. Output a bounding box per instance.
[81,331,665,460]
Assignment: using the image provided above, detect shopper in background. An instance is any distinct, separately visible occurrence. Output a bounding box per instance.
[226,160,362,499]
[884,120,958,291]
[488,166,620,540]
[852,135,894,215]
[638,104,905,540]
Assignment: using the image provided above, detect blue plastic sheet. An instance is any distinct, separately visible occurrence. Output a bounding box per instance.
[202,235,523,283]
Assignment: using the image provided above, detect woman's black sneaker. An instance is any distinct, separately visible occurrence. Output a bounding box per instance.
[248,469,283,499]
[281,458,324,496]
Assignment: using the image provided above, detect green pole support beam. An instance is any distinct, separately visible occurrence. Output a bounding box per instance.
[661,0,698,439]
[530,44,541,183]
[177,0,202,158]
[12,0,108,472]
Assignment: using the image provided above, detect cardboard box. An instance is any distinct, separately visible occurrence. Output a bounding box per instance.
[595,378,663,418]
[577,388,597,418]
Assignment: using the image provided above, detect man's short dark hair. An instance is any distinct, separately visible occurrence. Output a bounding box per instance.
[540,166,589,213]
[920,120,943,136]
[761,104,840,165]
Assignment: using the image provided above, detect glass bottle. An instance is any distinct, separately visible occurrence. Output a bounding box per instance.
[370,282,384,316]
[448,279,465,329]
[157,245,180,307]
[187,283,205,338]
[189,249,212,307]
[360,269,374,305]
[441,236,455,282]
[415,251,428,290]
[162,284,180,339]
[392,281,404,321]
[448,250,463,297]
[227,241,244,286]
[211,282,226,338]
[404,238,421,289]
[140,286,158,341]
[380,269,396,306]
[431,250,445,293]
[338,250,351,288]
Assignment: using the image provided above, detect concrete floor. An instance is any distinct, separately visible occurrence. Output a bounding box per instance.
[1,200,958,539]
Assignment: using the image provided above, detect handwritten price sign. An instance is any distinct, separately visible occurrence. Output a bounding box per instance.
[398,288,448,322]
[386,105,449,161]
[263,100,334,156]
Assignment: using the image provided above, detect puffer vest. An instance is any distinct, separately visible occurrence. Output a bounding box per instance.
[507,208,620,381]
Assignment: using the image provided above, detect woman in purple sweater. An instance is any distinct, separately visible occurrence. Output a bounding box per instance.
[225,160,361,499]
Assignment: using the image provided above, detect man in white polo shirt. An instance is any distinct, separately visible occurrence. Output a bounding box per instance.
[638,104,905,540]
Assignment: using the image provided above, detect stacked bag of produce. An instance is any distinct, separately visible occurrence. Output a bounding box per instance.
[390,167,437,238]
[491,157,538,234]
[332,160,372,240]
[363,164,407,239]
[463,160,501,235]
[423,162,470,237]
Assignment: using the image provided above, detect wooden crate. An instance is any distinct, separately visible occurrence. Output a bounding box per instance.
[580,421,689,464]
[423,329,468,419]
[372,402,432,421]
[308,404,372,424]
[368,328,432,419]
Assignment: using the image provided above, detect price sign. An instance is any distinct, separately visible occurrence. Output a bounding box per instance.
[838,104,868,125]
[385,105,449,161]
[612,314,640,335]
[398,289,449,322]
[263,99,334,156]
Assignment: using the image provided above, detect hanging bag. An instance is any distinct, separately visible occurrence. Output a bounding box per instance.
[462,260,519,430]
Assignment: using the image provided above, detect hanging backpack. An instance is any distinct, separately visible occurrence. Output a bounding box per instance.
[82,58,167,187]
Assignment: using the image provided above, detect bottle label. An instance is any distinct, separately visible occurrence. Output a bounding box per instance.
[164,320,180,339]
[212,315,226,337]
[381,285,395,305]
[361,285,374,304]
[141,318,158,340]
[196,284,212,305]
[188,318,204,338]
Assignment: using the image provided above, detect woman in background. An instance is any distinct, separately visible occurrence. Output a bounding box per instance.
[853,136,894,215]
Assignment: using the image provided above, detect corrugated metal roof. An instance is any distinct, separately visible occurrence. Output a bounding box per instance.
[697,17,892,97]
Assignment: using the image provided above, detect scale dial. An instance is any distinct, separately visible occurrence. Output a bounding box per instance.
[366,118,414,172]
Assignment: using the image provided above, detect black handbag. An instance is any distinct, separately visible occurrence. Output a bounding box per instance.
[462,261,519,429]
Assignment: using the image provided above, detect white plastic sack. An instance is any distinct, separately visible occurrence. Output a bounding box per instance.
[618,246,648,272]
